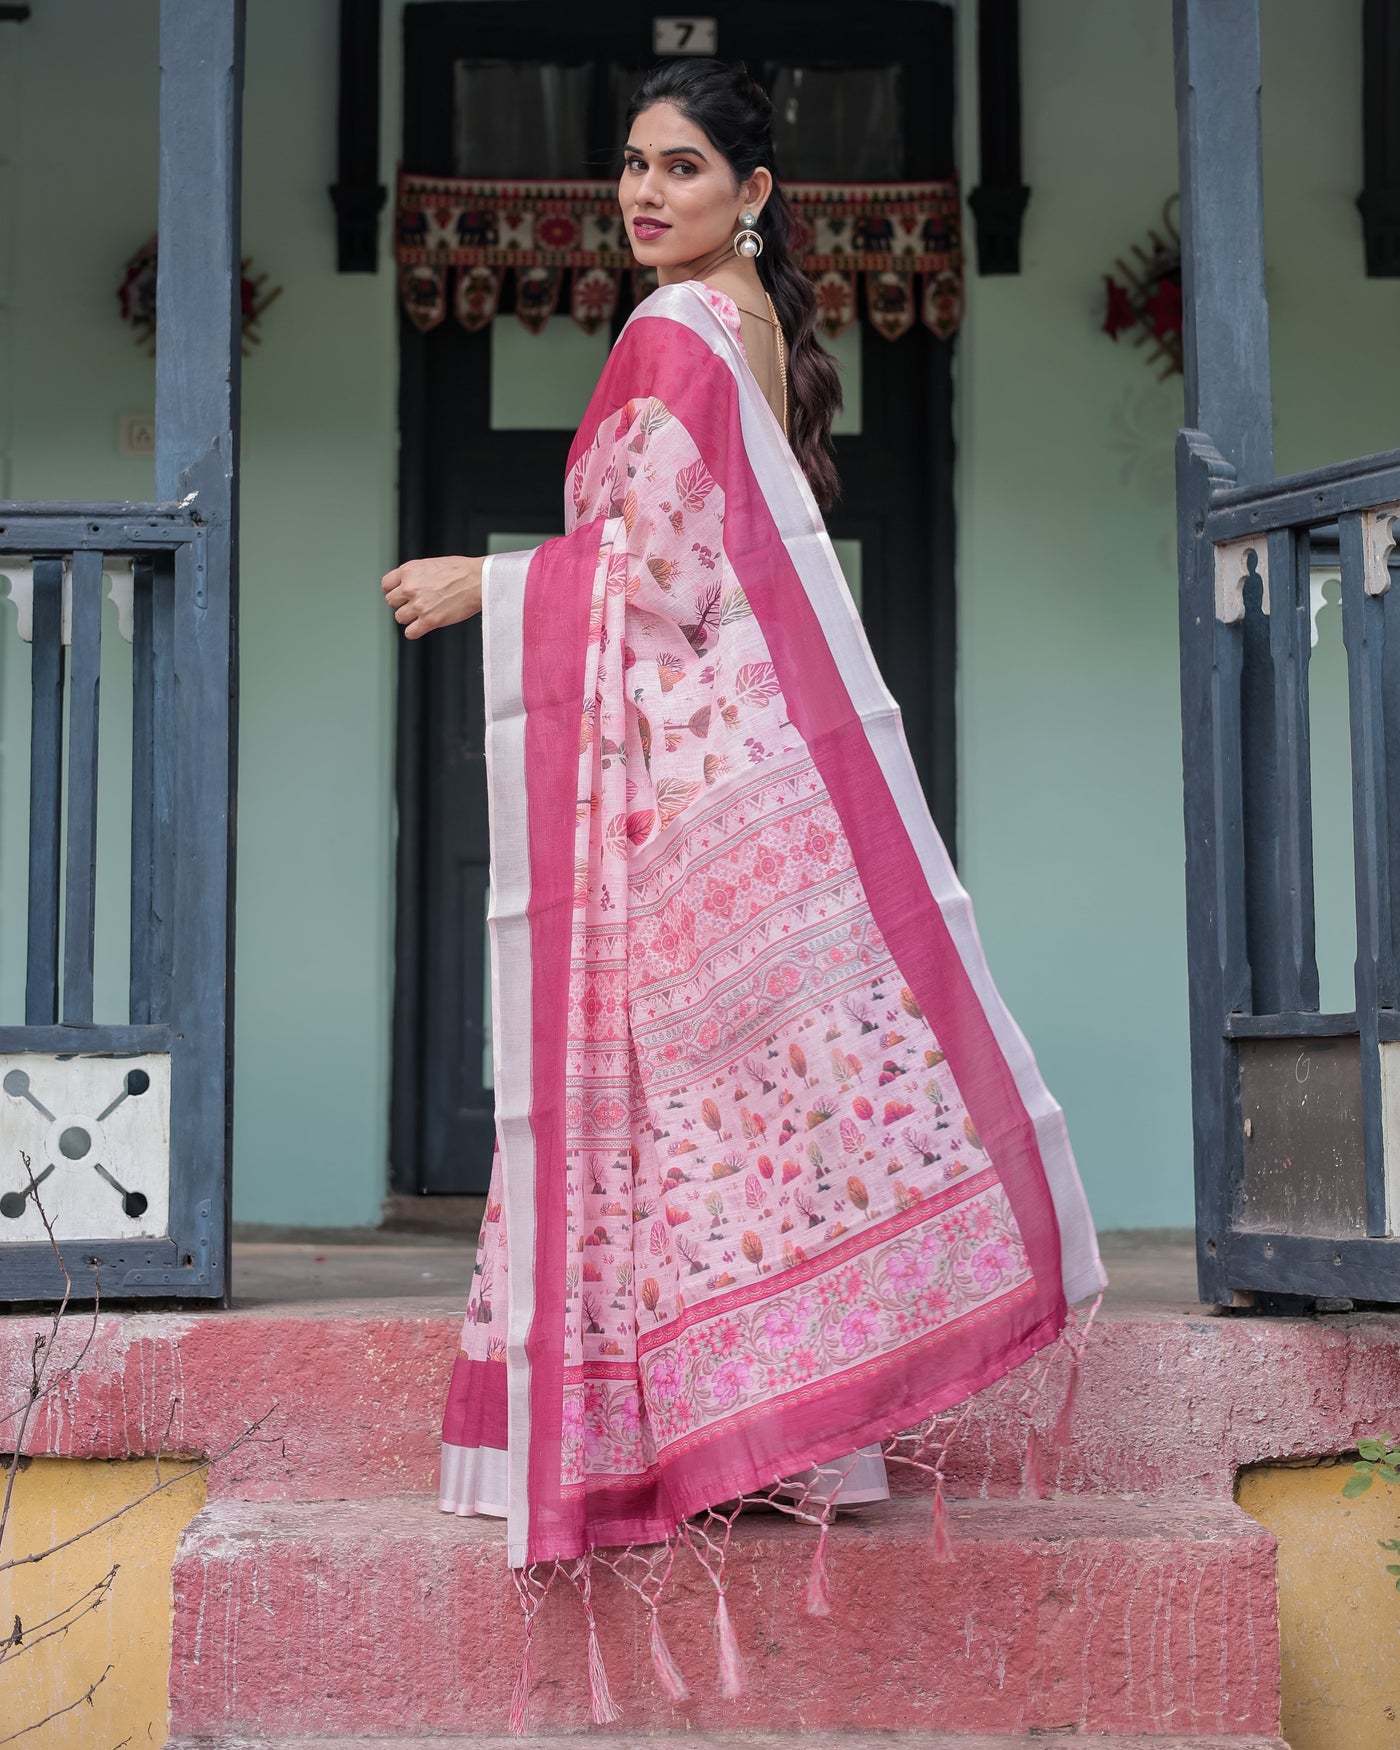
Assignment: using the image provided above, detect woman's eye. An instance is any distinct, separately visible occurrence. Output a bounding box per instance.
[670,161,695,175]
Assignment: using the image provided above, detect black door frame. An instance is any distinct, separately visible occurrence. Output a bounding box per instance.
[391,0,958,1198]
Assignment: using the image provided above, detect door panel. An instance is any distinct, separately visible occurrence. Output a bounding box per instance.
[393,1,957,1195]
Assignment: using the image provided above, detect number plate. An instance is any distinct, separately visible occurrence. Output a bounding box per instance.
[653,16,718,54]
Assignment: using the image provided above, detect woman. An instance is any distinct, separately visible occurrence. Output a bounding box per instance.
[382,57,1102,1723]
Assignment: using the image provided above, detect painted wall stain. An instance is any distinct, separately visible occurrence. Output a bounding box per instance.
[1,1456,205,1750]
[1239,1458,1400,1750]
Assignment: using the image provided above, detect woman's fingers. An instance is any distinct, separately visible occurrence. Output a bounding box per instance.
[382,555,481,637]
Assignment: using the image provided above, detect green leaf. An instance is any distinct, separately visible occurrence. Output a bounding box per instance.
[1358,1440,1387,1461]
[1385,1565,1400,1576]
[1376,1465,1400,1485]
[1342,1473,1375,1496]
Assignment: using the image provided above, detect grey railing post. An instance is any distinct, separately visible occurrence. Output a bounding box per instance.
[1174,0,1277,1302]
[155,0,245,1302]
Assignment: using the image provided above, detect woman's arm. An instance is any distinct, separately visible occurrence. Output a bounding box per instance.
[381,555,484,639]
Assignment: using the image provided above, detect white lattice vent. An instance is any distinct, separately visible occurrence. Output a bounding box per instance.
[0,1054,171,1242]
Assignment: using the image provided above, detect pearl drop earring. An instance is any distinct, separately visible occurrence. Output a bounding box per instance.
[732,210,764,259]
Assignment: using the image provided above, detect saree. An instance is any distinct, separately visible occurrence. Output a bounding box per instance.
[440,279,1104,1674]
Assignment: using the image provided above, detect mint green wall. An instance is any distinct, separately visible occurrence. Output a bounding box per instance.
[0,0,399,1227]
[955,0,1397,1229]
[1,0,1394,1233]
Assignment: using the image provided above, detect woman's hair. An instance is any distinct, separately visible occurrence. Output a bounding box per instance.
[625,59,842,509]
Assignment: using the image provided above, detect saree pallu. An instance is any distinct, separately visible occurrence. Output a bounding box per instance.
[441,281,1104,1585]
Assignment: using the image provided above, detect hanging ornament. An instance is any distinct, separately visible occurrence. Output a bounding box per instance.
[516,265,563,334]
[571,266,620,336]
[1100,196,1183,378]
[867,272,915,342]
[117,234,283,357]
[400,263,448,333]
[812,271,858,340]
[454,264,502,333]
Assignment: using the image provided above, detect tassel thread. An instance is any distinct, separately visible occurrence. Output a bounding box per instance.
[1051,1353,1081,1451]
[930,1473,955,1562]
[805,1520,833,1616]
[649,1607,690,1701]
[508,1564,545,1740]
[714,1587,744,1698]
[508,1635,532,1739]
[579,1559,622,1725]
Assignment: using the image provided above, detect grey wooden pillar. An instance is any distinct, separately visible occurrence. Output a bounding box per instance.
[155,0,245,1300]
[1173,0,1275,1305]
[1173,0,1274,486]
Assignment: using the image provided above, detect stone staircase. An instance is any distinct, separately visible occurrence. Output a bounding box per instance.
[16,1236,1390,1746]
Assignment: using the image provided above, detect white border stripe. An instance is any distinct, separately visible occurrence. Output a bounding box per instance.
[636,285,1106,1303]
[480,548,541,1565]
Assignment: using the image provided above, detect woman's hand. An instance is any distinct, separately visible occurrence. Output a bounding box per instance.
[381,555,484,639]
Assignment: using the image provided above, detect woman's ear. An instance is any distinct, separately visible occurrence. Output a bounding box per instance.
[741,166,774,217]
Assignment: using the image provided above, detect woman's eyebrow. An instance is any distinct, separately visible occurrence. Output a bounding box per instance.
[622,143,708,160]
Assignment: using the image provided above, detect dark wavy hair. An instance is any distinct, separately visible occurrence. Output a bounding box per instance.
[626,59,842,509]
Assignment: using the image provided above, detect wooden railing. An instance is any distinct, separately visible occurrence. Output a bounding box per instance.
[1179,433,1400,1301]
[0,505,233,1298]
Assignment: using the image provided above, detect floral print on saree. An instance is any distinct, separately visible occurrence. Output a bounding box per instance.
[440,283,1103,1591]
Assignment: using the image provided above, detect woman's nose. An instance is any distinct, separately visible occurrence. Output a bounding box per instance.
[636,169,665,206]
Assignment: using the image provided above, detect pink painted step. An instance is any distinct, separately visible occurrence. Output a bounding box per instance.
[7,1300,1395,1504]
[168,1494,1279,1741]
[166,1735,1293,1749]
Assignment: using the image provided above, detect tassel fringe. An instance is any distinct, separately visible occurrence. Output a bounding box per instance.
[508,1563,547,1739]
[805,1520,833,1615]
[714,1587,744,1698]
[507,1294,1102,1727]
[508,1634,532,1738]
[649,1606,690,1701]
[1051,1353,1081,1451]
[579,1558,622,1725]
[930,1473,955,1561]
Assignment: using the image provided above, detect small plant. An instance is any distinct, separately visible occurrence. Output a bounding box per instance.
[1342,1433,1400,1497]
[1342,1433,1400,1593]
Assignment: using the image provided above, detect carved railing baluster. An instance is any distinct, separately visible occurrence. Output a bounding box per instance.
[24,558,64,1027]
[63,547,104,1026]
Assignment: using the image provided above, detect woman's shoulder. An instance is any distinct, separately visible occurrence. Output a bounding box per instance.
[630,279,744,348]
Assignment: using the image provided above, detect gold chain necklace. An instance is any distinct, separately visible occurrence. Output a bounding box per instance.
[766,291,790,440]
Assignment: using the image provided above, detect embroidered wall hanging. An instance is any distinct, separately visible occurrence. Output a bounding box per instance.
[1101,197,1183,379]
[118,234,283,359]
[394,172,963,342]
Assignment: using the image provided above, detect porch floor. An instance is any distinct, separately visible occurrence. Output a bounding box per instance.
[227,1225,1199,1317]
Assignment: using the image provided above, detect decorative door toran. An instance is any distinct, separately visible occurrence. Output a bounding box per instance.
[394,172,963,344]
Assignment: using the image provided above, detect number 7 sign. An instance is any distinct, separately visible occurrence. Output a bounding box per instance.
[652,16,718,54]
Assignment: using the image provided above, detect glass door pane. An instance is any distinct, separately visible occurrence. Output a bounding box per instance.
[454,61,594,176]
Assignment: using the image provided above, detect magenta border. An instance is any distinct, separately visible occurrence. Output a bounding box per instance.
[498,311,1070,1561]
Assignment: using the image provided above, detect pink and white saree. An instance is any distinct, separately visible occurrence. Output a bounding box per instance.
[440,280,1103,1592]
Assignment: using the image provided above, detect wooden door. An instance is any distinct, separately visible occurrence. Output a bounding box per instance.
[392,0,957,1196]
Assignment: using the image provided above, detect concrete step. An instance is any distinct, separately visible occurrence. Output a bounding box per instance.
[165,1735,1294,1749]
[168,1494,1279,1741]
[9,1293,1396,1505]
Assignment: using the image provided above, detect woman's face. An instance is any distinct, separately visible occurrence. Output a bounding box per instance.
[619,101,765,274]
